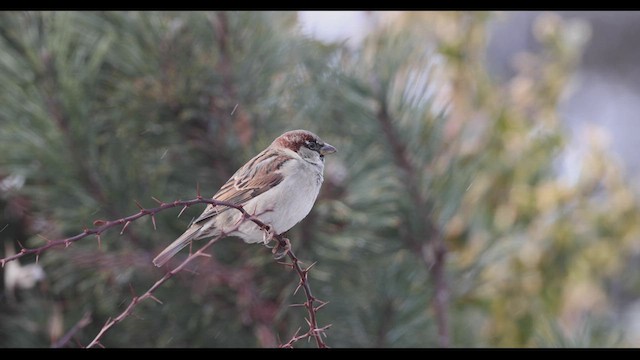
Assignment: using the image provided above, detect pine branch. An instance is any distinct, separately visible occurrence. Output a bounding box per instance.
[375,88,450,348]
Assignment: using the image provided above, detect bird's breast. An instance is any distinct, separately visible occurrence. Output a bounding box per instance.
[235,160,323,242]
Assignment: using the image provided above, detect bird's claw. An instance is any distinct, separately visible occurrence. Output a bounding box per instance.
[262,225,276,248]
[272,237,291,260]
[261,225,290,259]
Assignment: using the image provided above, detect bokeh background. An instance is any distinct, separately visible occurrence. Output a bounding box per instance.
[2,11,640,348]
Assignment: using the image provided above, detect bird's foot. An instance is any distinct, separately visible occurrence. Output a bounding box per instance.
[262,225,276,248]
[272,236,291,260]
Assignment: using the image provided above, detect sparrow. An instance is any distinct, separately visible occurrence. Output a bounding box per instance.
[153,130,337,267]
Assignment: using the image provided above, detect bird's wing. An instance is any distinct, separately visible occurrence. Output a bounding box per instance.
[193,150,292,225]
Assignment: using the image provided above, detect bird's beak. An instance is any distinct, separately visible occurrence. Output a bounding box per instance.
[320,143,337,155]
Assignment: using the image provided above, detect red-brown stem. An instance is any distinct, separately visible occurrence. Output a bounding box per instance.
[85,236,220,348]
[51,311,92,348]
[276,239,329,348]
[1,197,262,267]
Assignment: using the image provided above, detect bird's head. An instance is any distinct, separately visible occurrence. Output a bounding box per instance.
[274,130,337,164]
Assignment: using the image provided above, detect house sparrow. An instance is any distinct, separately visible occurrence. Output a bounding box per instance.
[153,130,337,267]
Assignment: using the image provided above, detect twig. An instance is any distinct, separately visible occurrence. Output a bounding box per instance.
[85,236,219,348]
[275,236,330,348]
[0,197,265,267]
[51,311,92,348]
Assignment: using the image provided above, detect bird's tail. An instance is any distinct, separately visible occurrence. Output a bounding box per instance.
[153,226,202,267]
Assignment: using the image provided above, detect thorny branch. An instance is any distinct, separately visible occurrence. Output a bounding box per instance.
[0,196,252,266]
[276,239,330,348]
[85,234,221,348]
[51,311,92,348]
[0,197,227,267]
[0,195,329,348]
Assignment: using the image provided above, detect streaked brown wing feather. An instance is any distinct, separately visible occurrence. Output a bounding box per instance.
[193,150,290,225]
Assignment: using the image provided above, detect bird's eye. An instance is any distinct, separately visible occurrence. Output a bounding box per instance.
[306,141,320,151]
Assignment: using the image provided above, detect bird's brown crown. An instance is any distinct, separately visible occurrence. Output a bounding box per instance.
[274,130,321,152]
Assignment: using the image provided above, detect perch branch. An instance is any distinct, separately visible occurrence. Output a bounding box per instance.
[1,197,263,267]
[275,237,330,348]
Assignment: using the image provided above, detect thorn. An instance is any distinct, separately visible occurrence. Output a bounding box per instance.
[134,200,144,210]
[304,317,311,327]
[35,253,39,264]
[314,301,330,312]
[177,205,188,218]
[304,261,318,273]
[291,327,302,338]
[64,240,71,248]
[277,261,293,268]
[289,303,306,308]
[149,294,163,304]
[196,182,201,198]
[16,240,25,250]
[96,234,102,249]
[293,282,302,296]
[151,196,163,205]
[0,224,8,233]
[231,103,238,116]
[0,260,4,268]
[120,221,131,235]
[35,234,51,244]
[151,214,157,231]
[96,342,105,349]
[198,253,212,258]
[93,219,107,226]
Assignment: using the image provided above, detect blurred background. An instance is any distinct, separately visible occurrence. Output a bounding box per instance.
[1,11,640,348]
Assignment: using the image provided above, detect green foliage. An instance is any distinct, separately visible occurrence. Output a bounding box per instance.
[1,11,639,348]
